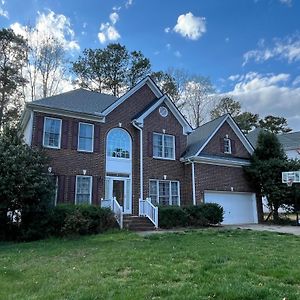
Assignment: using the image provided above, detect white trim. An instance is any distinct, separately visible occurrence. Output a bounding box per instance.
[134,95,192,135]
[149,179,180,206]
[77,122,94,153]
[224,138,232,154]
[153,132,176,160]
[194,114,254,157]
[192,162,196,205]
[43,117,62,149]
[132,121,143,201]
[190,155,251,167]
[102,76,163,116]
[75,175,93,205]
[28,105,105,123]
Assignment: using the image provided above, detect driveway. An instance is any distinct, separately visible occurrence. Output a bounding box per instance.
[227,224,300,236]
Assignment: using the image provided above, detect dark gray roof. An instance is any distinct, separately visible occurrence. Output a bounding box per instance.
[245,128,266,148]
[246,128,300,150]
[277,132,300,149]
[28,88,117,116]
[183,114,228,158]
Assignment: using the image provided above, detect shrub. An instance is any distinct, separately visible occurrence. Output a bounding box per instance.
[158,203,224,229]
[158,206,188,229]
[52,204,116,236]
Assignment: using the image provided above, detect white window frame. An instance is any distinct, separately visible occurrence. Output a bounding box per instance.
[43,117,62,149]
[149,179,180,206]
[153,133,175,160]
[224,138,232,154]
[75,175,93,205]
[77,122,94,153]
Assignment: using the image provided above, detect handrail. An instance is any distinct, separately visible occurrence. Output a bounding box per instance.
[139,197,158,228]
[102,197,123,229]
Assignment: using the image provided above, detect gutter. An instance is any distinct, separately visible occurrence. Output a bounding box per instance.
[132,120,143,201]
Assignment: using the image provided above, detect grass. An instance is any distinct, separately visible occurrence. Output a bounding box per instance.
[0,229,300,300]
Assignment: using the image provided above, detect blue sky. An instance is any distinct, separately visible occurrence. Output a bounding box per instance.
[1,0,300,130]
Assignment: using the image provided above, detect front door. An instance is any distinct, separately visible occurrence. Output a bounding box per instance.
[105,176,132,214]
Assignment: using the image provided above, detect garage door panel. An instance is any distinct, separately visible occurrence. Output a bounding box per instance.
[204,192,257,225]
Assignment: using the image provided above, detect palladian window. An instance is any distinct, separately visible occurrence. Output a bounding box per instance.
[107,128,131,159]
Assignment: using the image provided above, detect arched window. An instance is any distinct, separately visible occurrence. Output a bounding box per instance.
[107,128,131,159]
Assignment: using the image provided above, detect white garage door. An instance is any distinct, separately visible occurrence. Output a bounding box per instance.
[204,191,258,225]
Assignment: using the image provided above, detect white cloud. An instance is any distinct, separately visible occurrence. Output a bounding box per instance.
[0,0,8,18]
[228,74,240,81]
[279,0,292,6]
[173,12,206,40]
[11,10,79,51]
[98,22,120,44]
[223,72,300,130]
[109,12,119,25]
[293,76,300,86]
[164,27,170,33]
[166,43,171,50]
[243,34,300,66]
[125,0,133,8]
[174,50,182,58]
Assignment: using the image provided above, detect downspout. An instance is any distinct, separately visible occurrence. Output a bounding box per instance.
[132,121,143,203]
[190,160,196,206]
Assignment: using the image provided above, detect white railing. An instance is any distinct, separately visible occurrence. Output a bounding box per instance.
[101,197,123,229]
[139,197,158,228]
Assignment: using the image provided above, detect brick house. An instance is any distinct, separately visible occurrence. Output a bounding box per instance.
[21,76,261,226]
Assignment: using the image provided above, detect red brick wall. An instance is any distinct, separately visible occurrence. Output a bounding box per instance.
[194,163,255,204]
[202,121,251,159]
[142,101,189,205]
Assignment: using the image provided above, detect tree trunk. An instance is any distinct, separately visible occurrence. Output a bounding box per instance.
[273,203,280,223]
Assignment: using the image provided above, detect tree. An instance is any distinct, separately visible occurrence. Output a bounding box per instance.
[181,76,215,128]
[0,28,27,129]
[72,43,151,97]
[235,112,259,134]
[259,115,292,134]
[0,126,54,240]
[210,97,241,119]
[245,131,289,222]
[24,28,68,100]
[151,71,180,104]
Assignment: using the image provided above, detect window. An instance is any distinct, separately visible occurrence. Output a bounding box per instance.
[107,128,131,159]
[78,123,94,152]
[149,180,180,206]
[75,176,92,204]
[153,133,175,159]
[224,138,231,154]
[43,117,62,148]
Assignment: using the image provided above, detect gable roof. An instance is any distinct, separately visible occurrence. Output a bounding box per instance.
[247,128,300,150]
[183,114,254,159]
[27,88,117,116]
[132,94,193,135]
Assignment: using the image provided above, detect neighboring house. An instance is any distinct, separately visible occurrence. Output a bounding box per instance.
[20,76,261,226]
[247,128,300,159]
[247,128,300,213]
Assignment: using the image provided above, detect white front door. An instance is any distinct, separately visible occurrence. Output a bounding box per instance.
[105,176,132,214]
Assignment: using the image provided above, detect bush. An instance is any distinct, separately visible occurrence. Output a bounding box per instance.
[158,206,188,229]
[158,203,224,229]
[52,204,116,236]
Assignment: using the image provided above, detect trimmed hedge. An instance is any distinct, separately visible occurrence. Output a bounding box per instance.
[159,203,224,229]
[12,204,117,241]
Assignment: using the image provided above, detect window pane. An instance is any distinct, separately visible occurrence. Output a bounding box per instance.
[159,181,170,206]
[107,129,130,159]
[171,182,178,196]
[149,181,158,205]
[164,136,174,158]
[153,134,163,157]
[44,118,61,147]
[76,177,91,204]
[78,123,93,151]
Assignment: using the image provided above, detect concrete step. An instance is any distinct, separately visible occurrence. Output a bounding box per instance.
[123,215,156,231]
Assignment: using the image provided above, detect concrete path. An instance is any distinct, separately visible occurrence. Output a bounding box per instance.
[137,224,300,236]
[226,224,300,236]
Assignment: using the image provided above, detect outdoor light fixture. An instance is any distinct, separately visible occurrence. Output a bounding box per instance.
[83,169,87,175]
[48,166,52,173]
[163,175,167,180]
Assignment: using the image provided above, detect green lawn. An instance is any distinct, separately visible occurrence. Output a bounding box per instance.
[0,229,300,300]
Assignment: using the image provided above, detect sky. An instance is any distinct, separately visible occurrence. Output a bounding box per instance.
[1,0,300,130]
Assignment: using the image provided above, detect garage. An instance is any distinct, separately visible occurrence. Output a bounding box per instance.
[204,191,258,224]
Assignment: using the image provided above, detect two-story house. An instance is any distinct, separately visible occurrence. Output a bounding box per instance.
[21,76,261,226]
